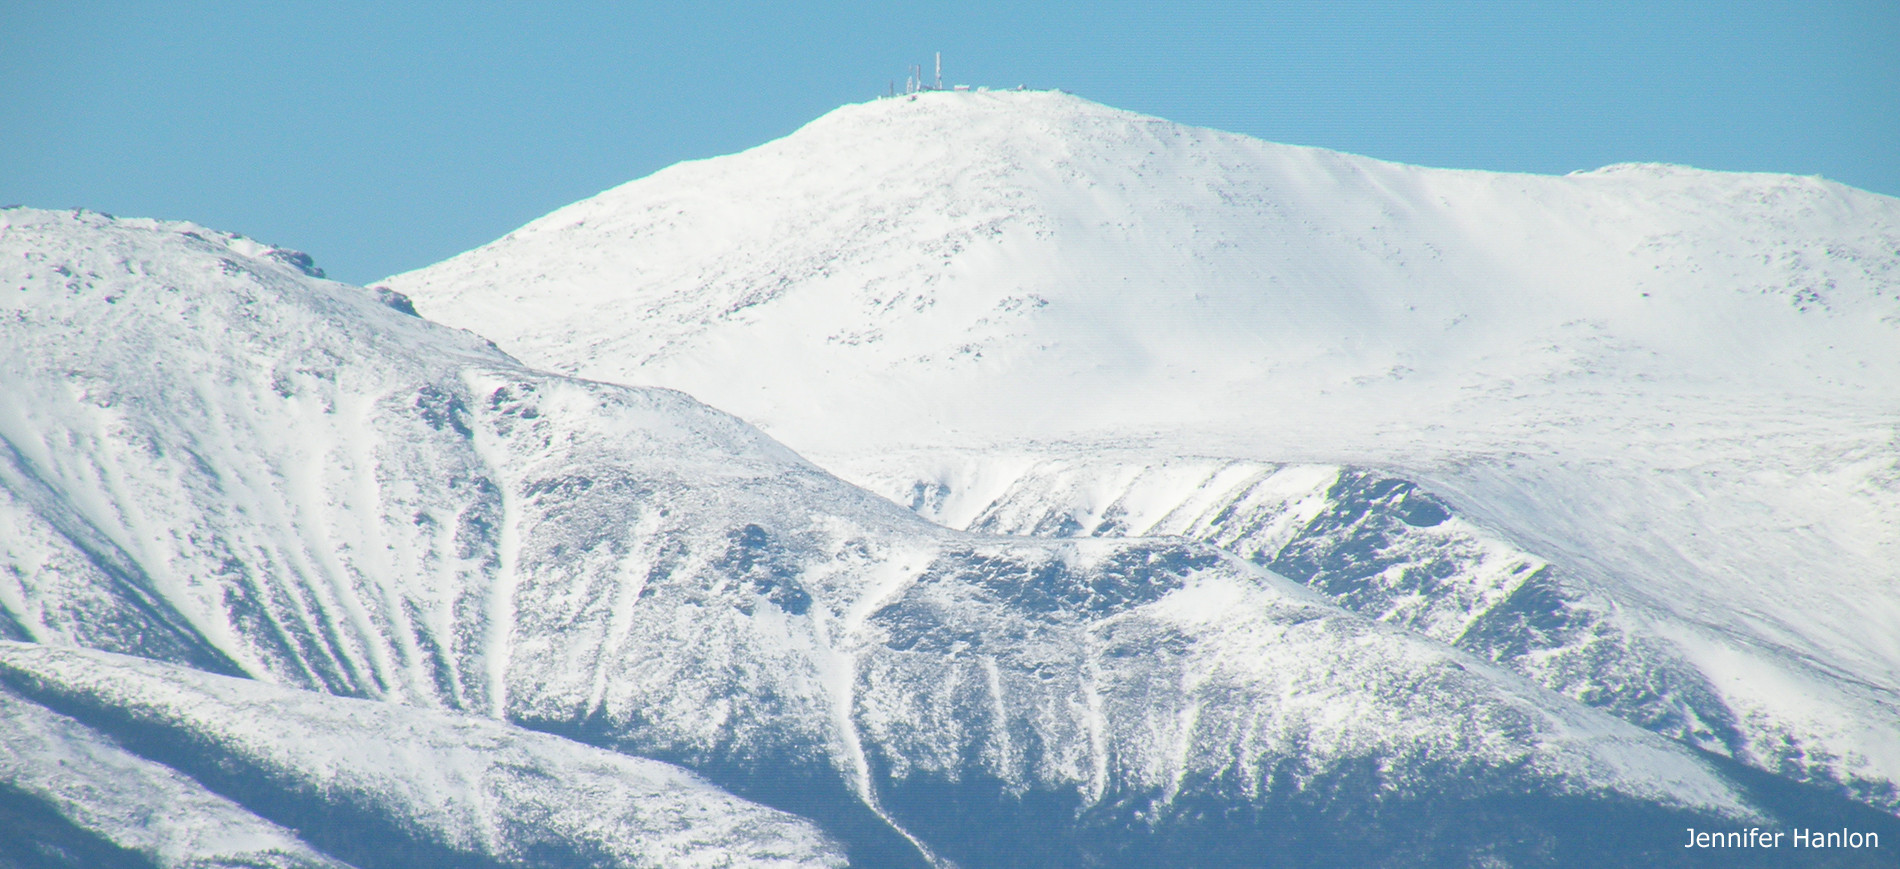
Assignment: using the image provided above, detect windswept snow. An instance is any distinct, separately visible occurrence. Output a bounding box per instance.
[0,681,348,868]
[383,90,1900,811]
[0,205,1842,865]
[0,641,848,868]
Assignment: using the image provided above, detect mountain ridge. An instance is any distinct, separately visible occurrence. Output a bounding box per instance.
[383,91,1900,817]
[9,205,1891,864]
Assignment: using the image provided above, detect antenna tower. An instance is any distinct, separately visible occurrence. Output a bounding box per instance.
[935,52,942,90]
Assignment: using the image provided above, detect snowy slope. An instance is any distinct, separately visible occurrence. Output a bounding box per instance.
[2,684,348,869]
[382,90,1900,811]
[4,207,1876,865]
[846,451,1900,813]
[0,642,844,869]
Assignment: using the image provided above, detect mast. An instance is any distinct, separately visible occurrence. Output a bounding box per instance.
[935,52,942,90]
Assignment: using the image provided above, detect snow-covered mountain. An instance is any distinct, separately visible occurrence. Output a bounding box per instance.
[383,90,1900,817]
[6,207,1893,866]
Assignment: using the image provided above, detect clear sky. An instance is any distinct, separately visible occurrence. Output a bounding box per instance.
[4,1,1895,285]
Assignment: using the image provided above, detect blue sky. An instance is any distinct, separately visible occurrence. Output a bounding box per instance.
[4,1,1895,285]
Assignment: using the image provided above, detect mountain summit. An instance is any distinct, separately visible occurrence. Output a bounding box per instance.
[3,91,1896,867]
[387,89,1899,454]
[386,91,1900,816]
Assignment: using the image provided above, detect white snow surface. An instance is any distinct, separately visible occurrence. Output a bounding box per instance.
[0,206,1785,860]
[382,90,1900,805]
[0,641,847,868]
[0,681,347,868]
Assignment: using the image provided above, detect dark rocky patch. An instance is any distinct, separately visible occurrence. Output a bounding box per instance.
[370,286,416,316]
[716,524,813,616]
[412,385,472,439]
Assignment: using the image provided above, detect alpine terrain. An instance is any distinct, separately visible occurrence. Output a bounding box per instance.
[385,91,1900,839]
[0,89,1893,868]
